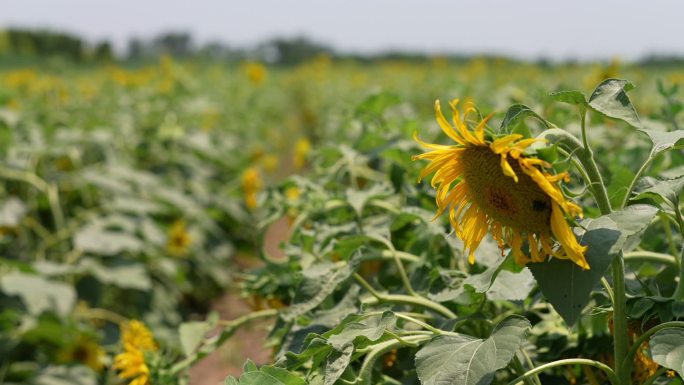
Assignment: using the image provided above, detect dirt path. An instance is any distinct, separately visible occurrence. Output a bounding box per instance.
[188,218,291,385]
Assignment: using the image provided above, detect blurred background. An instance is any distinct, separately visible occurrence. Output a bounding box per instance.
[1,2,683,385]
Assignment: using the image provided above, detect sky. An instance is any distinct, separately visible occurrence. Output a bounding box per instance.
[1,0,683,60]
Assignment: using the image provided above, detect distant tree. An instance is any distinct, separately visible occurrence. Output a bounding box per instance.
[127,38,145,60]
[261,37,332,65]
[154,32,193,58]
[93,41,114,62]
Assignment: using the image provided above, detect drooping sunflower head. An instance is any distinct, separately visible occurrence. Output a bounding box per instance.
[413,99,589,269]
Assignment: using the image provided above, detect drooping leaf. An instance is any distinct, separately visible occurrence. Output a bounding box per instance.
[529,217,621,325]
[415,316,530,385]
[324,344,353,385]
[530,203,658,325]
[500,104,552,132]
[650,329,684,378]
[588,79,641,128]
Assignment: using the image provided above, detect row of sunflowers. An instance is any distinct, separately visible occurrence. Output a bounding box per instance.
[1,55,683,385]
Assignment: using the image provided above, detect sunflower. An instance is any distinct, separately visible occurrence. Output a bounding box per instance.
[167,219,191,257]
[413,99,589,269]
[113,320,157,385]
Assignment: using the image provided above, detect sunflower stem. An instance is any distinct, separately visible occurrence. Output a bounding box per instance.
[505,358,619,385]
[577,110,630,385]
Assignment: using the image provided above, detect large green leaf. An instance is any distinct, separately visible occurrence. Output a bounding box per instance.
[588,79,641,128]
[0,272,75,316]
[415,316,530,385]
[529,217,620,325]
[650,329,684,378]
[530,204,658,325]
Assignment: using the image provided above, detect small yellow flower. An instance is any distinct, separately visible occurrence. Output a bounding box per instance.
[293,138,311,170]
[243,62,267,85]
[242,167,263,209]
[57,335,105,372]
[114,321,157,385]
[413,99,588,269]
[285,186,301,201]
[167,220,191,257]
[261,154,279,172]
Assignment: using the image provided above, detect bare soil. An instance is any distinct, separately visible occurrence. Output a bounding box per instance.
[188,217,291,385]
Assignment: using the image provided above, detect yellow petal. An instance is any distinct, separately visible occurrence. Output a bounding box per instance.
[550,203,589,270]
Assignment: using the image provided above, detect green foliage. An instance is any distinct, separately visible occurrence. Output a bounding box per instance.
[1,57,684,385]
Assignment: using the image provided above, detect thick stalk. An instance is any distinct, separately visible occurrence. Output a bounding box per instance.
[576,112,630,384]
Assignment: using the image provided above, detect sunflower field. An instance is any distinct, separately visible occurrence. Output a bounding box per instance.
[1,55,684,385]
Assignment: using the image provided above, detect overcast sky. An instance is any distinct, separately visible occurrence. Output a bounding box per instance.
[1,0,683,60]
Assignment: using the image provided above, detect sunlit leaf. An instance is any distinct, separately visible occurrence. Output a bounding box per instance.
[415,316,530,385]
[651,329,684,378]
[588,79,641,128]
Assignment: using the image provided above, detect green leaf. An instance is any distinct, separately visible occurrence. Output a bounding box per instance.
[0,272,75,316]
[354,92,401,119]
[486,269,535,301]
[430,254,514,302]
[281,259,357,322]
[345,183,393,217]
[606,204,659,252]
[633,176,684,208]
[327,311,396,350]
[227,364,306,385]
[415,316,530,385]
[500,104,552,132]
[638,128,684,156]
[550,90,587,110]
[79,260,152,290]
[650,329,684,378]
[529,217,621,325]
[179,318,214,356]
[324,344,353,385]
[74,217,143,256]
[529,204,658,325]
[588,79,641,128]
